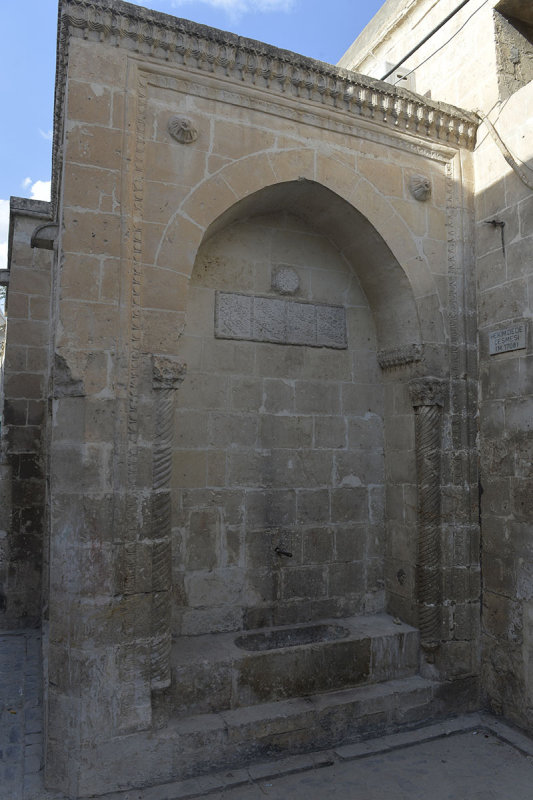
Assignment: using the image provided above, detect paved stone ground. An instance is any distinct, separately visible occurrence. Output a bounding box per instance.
[104,715,533,800]
[0,629,60,800]
[211,729,533,799]
[3,630,533,800]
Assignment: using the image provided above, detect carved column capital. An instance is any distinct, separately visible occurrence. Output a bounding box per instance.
[152,355,187,390]
[409,376,446,408]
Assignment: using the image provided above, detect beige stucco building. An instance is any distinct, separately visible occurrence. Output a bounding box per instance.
[0,0,531,796]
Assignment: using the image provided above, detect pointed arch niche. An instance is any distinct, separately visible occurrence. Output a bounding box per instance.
[171,180,431,638]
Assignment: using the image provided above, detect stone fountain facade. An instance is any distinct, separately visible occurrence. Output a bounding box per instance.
[4,0,523,796]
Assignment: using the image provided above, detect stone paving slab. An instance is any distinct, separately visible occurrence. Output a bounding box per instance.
[0,630,63,800]
[334,713,484,760]
[207,721,533,799]
[98,714,533,800]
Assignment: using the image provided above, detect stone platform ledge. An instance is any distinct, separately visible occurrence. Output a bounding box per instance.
[165,613,419,716]
[97,712,533,800]
[85,675,436,798]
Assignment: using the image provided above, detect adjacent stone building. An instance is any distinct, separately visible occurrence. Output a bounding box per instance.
[0,0,530,796]
[340,0,533,741]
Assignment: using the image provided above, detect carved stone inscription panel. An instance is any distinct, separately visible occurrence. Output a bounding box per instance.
[215,291,347,349]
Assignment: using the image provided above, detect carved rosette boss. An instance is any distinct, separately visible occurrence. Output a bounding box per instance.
[409,174,432,202]
[150,356,187,689]
[409,377,446,660]
[168,116,198,144]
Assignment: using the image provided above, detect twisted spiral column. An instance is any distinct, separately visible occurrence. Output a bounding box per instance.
[150,356,186,689]
[409,377,446,660]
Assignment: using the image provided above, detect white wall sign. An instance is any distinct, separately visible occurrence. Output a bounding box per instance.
[489,323,527,355]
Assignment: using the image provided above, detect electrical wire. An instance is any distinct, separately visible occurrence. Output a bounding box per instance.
[381,0,472,81]
[379,0,533,192]
[385,0,533,189]
[391,0,490,85]
[476,110,533,188]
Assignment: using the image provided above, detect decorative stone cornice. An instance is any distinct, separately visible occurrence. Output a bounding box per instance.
[52,0,478,212]
[9,197,52,219]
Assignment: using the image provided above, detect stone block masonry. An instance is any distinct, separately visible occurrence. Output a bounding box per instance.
[1,0,484,794]
[0,199,53,630]
[172,209,387,637]
[342,0,532,739]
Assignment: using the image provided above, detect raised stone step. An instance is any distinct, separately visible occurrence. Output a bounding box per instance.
[165,614,419,717]
[87,675,443,796]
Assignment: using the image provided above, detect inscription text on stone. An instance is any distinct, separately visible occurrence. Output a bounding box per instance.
[215,291,347,349]
[489,323,527,355]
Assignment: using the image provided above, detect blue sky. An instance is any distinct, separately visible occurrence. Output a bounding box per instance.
[0,0,385,269]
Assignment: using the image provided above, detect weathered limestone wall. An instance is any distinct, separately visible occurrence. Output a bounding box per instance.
[174,211,386,636]
[342,0,533,736]
[46,33,148,793]
[1,0,478,794]
[477,85,533,729]
[340,0,501,107]
[0,199,54,629]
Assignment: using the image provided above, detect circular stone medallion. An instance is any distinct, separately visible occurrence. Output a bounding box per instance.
[271,267,300,295]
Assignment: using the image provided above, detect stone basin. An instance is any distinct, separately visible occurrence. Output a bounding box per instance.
[163,614,420,718]
[235,623,349,651]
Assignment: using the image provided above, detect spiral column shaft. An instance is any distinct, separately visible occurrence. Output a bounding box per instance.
[410,377,445,658]
[150,356,186,689]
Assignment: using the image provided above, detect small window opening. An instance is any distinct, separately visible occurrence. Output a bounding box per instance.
[494,0,533,99]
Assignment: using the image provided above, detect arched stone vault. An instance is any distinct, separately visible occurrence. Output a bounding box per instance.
[199,179,423,354]
[154,175,445,641]
[153,153,445,354]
